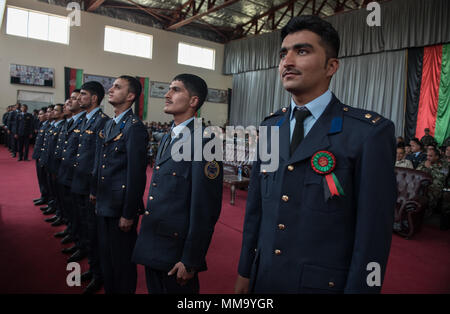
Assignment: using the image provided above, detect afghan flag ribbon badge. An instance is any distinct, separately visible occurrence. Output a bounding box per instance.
[311,151,345,200]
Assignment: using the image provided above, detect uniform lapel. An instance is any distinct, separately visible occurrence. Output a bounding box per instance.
[278,108,291,163]
[156,120,194,166]
[69,112,86,133]
[106,109,132,142]
[287,96,342,164]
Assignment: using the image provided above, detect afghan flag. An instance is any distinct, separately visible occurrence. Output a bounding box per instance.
[405,44,450,145]
[64,67,83,100]
[135,77,149,120]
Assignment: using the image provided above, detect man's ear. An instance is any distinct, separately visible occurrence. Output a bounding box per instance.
[92,95,98,106]
[127,92,136,103]
[189,96,199,110]
[326,58,339,78]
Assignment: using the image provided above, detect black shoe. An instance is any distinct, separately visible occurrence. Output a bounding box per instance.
[44,215,58,223]
[54,229,69,238]
[17,158,22,161]
[51,218,64,227]
[81,271,93,282]
[61,235,74,245]
[40,206,49,211]
[83,278,103,294]
[33,197,43,203]
[62,245,78,254]
[67,250,87,263]
[24,159,30,161]
[12,153,16,158]
[43,207,56,215]
[34,199,47,206]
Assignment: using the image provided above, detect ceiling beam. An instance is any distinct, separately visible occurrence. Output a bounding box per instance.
[167,0,240,30]
[86,0,105,12]
[123,0,169,22]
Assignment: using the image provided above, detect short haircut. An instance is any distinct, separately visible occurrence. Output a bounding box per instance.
[428,146,441,158]
[47,105,55,110]
[80,81,105,105]
[281,15,340,60]
[21,104,28,109]
[410,138,423,148]
[397,142,406,148]
[73,89,81,93]
[119,75,142,104]
[172,73,208,111]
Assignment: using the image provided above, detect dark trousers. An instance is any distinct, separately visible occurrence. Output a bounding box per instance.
[60,184,77,242]
[97,216,137,294]
[145,267,199,294]
[73,193,102,279]
[17,135,30,160]
[9,133,17,153]
[35,161,49,201]
[45,168,57,207]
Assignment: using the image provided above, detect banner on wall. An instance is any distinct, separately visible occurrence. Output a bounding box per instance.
[135,77,149,121]
[406,44,450,145]
[64,67,83,100]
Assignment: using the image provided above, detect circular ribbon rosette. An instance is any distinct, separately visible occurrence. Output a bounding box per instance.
[311,151,344,199]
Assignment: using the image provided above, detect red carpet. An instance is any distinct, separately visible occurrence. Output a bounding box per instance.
[0,145,449,294]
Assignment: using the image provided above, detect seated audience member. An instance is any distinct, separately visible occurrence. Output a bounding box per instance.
[420,128,437,147]
[397,136,405,145]
[395,146,413,169]
[406,138,427,168]
[417,146,446,217]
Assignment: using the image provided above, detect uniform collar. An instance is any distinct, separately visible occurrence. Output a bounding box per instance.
[86,107,100,121]
[72,111,85,121]
[113,108,132,124]
[54,119,64,127]
[290,90,332,122]
[171,117,195,140]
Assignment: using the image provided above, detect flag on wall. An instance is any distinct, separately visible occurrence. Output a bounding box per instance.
[135,77,149,121]
[64,67,83,100]
[405,44,450,145]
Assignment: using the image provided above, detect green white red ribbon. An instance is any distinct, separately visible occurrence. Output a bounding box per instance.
[311,151,345,199]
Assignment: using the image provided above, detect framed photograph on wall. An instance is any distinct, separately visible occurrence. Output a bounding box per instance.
[10,63,54,87]
[150,81,170,98]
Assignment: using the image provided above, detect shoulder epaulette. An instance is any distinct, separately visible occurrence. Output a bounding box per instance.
[342,105,384,125]
[263,107,288,122]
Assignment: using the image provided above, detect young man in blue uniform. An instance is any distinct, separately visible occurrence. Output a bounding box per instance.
[14,104,34,161]
[71,81,109,294]
[92,75,148,294]
[132,74,223,294]
[32,108,50,205]
[235,15,397,294]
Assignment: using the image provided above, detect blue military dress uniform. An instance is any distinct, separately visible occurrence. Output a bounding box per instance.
[93,109,148,294]
[33,121,51,202]
[15,111,34,160]
[71,108,109,280]
[132,120,223,293]
[238,94,397,294]
[7,109,19,154]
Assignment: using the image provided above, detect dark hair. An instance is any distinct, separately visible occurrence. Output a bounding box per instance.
[21,104,28,109]
[397,142,406,148]
[281,15,340,60]
[172,73,208,111]
[397,146,405,152]
[80,81,105,105]
[73,89,81,93]
[410,138,423,148]
[428,146,441,158]
[119,75,142,104]
[47,105,55,110]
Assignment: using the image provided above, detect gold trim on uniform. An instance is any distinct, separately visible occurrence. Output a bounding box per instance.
[113,133,123,141]
[204,161,220,179]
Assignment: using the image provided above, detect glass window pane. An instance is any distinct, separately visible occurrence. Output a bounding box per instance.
[178,43,215,70]
[104,26,152,59]
[104,26,122,53]
[6,7,28,37]
[48,15,69,44]
[28,11,48,41]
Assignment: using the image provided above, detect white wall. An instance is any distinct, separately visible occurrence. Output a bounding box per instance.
[0,0,232,126]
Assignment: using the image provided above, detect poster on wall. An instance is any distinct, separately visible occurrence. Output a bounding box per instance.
[83,73,116,93]
[10,64,54,87]
[207,88,228,103]
[150,81,170,98]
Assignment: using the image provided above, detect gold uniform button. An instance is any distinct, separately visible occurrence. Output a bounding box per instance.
[343,107,349,112]
[149,196,154,200]
[274,249,282,255]
[63,149,66,152]
[65,141,68,144]
[282,107,287,112]
[328,282,335,288]
[74,163,77,167]
[365,113,372,119]
[101,177,104,180]
[287,165,294,171]
[173,232,179,237]
[172,172,176,176]
[62,158,65,160]
[282,195,289,202]
[115,147,118,151]
[122,185,125,189]
[76,154,80,157]
[102,165,105,168]
[56,145,59,148]
[103,154,106,158]
[262,169,267,174]
[155,166,160,170]
[78,144,81,147]
[278,224,286,230]
[144,211,150,215]
[152,183,157,187]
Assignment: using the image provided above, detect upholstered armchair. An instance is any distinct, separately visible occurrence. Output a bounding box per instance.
[393,167,432,239]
